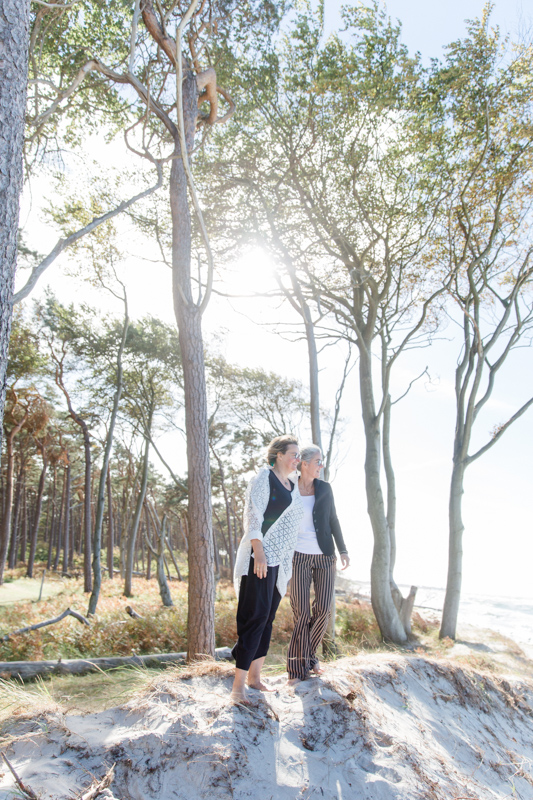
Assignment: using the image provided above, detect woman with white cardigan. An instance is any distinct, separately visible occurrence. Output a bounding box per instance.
[231,435,304,703]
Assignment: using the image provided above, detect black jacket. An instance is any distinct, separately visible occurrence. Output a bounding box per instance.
[307,478,348,557]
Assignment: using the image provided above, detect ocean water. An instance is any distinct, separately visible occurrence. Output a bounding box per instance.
[346,579,533,658]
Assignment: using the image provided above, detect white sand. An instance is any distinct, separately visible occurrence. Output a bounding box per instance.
[1,655,532,800]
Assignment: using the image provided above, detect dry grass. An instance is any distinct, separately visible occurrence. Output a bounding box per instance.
[0,564,389,664]
[0,561,482,718]
[0,675,59,731]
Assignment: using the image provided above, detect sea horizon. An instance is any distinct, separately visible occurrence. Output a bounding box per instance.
[344,577,533,658]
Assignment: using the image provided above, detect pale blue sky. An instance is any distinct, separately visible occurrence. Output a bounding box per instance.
[323,0,530,60]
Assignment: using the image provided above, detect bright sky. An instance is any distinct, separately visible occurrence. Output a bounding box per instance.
[18,0,533,602]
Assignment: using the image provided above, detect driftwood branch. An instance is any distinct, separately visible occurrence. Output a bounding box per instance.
[78,764,116,800]
[0,647,233,681]
[1,753,39,800]
[2,607,90,641]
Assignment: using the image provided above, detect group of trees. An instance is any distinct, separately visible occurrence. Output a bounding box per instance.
[201,3,533,640]
[0,0,531,653]
[0,301,311,605]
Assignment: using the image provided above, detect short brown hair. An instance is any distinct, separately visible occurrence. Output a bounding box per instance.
[266,434,299,466]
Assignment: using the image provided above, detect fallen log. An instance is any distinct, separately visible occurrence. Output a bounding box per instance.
[1,608,90,641]
[0,646,233,681]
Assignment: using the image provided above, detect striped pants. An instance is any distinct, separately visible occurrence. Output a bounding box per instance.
[287,551,336,679]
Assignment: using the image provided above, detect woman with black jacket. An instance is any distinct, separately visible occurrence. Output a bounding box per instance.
[287,445,350,684]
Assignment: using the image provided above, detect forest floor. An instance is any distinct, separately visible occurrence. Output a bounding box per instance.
[0,565,532,798]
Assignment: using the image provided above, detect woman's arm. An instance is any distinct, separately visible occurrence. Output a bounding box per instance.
[244,470,270,578]
[329,486,350,568]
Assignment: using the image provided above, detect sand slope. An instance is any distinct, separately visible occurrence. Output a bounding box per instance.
[1,655,532,800]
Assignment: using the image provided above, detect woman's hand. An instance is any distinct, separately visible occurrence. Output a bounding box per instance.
[340,553,350,570]
[251,540,268,579]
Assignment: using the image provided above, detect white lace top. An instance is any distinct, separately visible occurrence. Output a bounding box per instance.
[234,467,304,597]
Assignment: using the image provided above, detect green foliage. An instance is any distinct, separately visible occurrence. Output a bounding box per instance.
[7,309,49,387]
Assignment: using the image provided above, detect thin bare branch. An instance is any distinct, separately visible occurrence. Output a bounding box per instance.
[467,396,533,465]
[13,162,163,304]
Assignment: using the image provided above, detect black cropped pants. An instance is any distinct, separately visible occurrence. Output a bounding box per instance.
[232,556,281,671]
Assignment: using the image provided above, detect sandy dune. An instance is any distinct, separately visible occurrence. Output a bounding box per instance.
[1,655,532,800]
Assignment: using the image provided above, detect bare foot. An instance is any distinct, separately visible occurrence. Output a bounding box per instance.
[311,664,325,675]
[229,689,250,705]
[287,677,302,687]
[247,680,274,692]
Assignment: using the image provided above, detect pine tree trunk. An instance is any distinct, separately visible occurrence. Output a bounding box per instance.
[106,465,114,579]
[27,455,47,577]
[80,426,92,589]
[124,433,151,597]
[170,69,214,660]
[19,484,28,563]
[0,430,17,583]
[0,0,30,450]
[7,459,23,568]
[61,463,70,575]
[47,466,57,569]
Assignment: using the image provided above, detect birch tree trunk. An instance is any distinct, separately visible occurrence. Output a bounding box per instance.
[170,68,214,659]
[0,0,30,448]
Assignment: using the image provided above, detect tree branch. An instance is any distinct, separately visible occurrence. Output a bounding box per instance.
[13,162,163,304]
[467,396,533,465]
[2,607,90,640]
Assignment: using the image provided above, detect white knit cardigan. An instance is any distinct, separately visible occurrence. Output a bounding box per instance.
[234,467,304,598]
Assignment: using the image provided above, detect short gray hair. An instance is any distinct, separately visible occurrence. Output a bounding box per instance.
[297,444,322,472]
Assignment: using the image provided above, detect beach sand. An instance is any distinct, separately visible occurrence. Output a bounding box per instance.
[1,649,532,800]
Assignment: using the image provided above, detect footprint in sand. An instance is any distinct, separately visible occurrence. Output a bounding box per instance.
[374,731,394,748]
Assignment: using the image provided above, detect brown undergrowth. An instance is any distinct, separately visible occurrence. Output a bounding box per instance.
[0,563,390,664]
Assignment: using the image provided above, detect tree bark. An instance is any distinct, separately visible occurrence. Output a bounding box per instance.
[359,345,407,643]
[19,483,27,563]
[170,69,215,660]
[0,647,233,681]
[61,460,71,576]
[0,0,30,450]
[440,461,465,639]
[26,451,47,578]
[46,465,56,569]
[60,384,92,591]
[0,410,27,584]
[87,302,127,614]
[106,465,114,579]
[123,431,151,597]
[7,457,23,568]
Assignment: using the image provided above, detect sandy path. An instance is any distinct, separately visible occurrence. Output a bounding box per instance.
[0,655,532,800]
